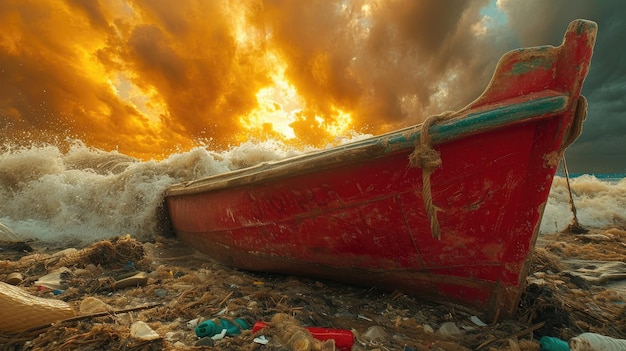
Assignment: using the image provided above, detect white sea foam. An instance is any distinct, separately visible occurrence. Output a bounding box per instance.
[540,175,626,233]
[0,140,305,244]
[0,140,623,245]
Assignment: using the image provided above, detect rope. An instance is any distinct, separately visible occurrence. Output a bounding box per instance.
[409,111,460,240]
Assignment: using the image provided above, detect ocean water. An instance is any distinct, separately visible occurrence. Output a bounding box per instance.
[1,141,624,245]
[541,173,626,233]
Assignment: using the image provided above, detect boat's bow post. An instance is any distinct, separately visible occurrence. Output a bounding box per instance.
[561,95,588,155]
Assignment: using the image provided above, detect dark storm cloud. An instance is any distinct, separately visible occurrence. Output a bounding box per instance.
[499,0,626,173]
[255,0,496,132]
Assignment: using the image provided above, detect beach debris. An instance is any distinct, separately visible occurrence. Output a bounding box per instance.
[254,320,354,350]
[564,261,626,285]
[79,296,111,314]
[113,271,148,290]
[195,318,249,338]
[130,321,161,341]
[255,313,337,351]
[0,281,76,333]
[186,317,200,329]
[5,272,23,285]
[35,267,71,290]
[470,315,488,327]
[1,229,624,350]
[253,335,270,345]
[362,325,388,342]
[540,335,570,350]
[51,235,145,269]
[436,321,463,337]
[570,332,626,351]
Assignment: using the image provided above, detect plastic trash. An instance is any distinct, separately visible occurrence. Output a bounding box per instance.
[569,332,626,351]
[113,271,148,290]
[362,325,388,341]
[470,315,488,327]
[436,322,462,337]
[253,321,354,351]
[195,318,249,338]
[540,336,570,351]
[253,335,269,345]
[35,267,70,290]
[130,321,160,341]
[6,272,23,285]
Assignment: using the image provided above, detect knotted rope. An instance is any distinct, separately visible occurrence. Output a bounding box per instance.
[409,110,462,240]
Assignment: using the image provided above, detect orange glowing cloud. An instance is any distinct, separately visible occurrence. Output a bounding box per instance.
[0,0,503,159]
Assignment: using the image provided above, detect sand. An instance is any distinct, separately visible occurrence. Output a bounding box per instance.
[0,227,625,351]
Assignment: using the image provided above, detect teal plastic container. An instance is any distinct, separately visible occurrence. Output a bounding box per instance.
[195,318,249,338]
[540,336,570,351]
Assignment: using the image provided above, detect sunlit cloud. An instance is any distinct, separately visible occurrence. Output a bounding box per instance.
[7,0,615,168]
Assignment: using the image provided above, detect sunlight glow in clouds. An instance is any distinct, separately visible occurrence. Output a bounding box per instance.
[0,0,515,159]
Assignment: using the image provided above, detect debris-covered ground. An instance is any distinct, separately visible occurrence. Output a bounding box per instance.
[1,227,625,351]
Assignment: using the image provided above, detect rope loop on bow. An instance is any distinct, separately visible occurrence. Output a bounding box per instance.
[409,111,461,240]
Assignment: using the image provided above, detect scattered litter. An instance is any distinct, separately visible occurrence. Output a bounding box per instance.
[0,231,623,350]
[186,318,200,329]
[362,325,388,342]
[253,335,269,345]
[6,272,23,285]
[436,322,462,337]
[470,315,488,327]
[540,335,569,350]
[253,320,354,350]
[130,321,160,341]
[0,281,75,333]
[35,267,70,290]
[570,332,626,351]
[113,271,148,290]
[79,296,111,314]
[195,318,249,338]
[210,328,227,340]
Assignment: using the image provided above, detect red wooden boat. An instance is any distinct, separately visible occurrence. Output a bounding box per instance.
[165,20,597,320]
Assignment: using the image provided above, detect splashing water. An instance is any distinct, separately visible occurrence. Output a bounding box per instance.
[0,140,306,244]
[541,174,626,233]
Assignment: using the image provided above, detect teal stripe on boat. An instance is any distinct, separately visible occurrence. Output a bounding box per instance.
[381,95,568,151]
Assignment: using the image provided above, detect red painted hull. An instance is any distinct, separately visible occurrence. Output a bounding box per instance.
[165,20,597,320]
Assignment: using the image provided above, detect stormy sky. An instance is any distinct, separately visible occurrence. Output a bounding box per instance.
[0,0,623,173]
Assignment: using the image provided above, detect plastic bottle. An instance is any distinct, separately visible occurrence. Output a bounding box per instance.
[195,318,249,338]
[252,321,354,351]
[540,336,570,351]
[569,332,626,351]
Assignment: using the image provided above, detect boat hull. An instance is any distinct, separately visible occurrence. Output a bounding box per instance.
[165,20,597,320]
